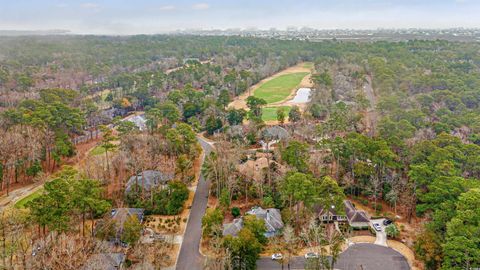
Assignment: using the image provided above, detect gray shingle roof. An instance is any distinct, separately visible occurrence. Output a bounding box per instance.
[82,253,125,270]
[125,170,174,194]
[223,207,284,237]
[246,207,284,233]
[111,208,144,239]
[124,114,147,131]
[260,126,289,141]
[222,218,243,237]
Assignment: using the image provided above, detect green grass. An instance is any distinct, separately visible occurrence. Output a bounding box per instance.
[90,145,107,156]
[254,72,309,103]
[303,62,314,69]
[15,188,43,208]
[262,106,291,121]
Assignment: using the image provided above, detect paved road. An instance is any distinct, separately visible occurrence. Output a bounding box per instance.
[257,243,409,270]
[0,182,43,210]
[176,137,213,270]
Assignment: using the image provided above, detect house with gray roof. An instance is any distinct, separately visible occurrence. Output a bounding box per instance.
[96,208,144,245]
[82,253,125,270]
[222,207,284,238]
[222,218,243,237]
[125,170,174,194]
[260,126,290,141]
[344,200,370,228]
[246,206,284,237]
[123,114,147,131]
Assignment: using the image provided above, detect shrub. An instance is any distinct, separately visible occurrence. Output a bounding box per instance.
[201,208,224,236]
[373,203,383,212]
[360,198,369,206]
[126,181,189,215]
[386,224,400,238]
[219,188,231,208]
[261,196,274,208]
[231,207,241,218]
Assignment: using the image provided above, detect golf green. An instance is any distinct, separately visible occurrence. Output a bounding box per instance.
[254,72,309,103]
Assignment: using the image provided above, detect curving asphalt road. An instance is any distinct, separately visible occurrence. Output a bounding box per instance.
[176,138,410,270]
[176,137,213,270]
[257,243,410,270]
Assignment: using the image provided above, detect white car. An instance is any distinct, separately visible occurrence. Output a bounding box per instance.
[373,223,382,232]
[304,252,319,259]
[271,253,283,260]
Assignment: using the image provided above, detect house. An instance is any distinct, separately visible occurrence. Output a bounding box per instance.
[260,126,290,141]
[125,170,174,194]
[313,204,347,223]
[222,207,284,238]
[237,153,285,183]
[122,114,147,131]
[102,208,145,244]
[82,253,125,270]
[344,200,370,228]
[222,218,243,237]
[246,207,284,237]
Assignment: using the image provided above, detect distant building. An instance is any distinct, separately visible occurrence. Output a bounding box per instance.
[82,253,125,270]
[344,200,370,228]
[125,170,174,194]
[122,114,147,131]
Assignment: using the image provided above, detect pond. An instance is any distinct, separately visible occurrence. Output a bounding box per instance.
[291,87,311,103]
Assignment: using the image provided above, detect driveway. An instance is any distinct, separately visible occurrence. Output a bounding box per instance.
[370,218,388,247]
[175,137,213,270]
[257,243,409,270]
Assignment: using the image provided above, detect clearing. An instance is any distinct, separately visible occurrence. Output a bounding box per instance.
[254,72,309,103]
[228,62,313,110]
[261,106,291,122]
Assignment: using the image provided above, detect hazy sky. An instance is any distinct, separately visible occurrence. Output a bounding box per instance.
[0,0,478,35]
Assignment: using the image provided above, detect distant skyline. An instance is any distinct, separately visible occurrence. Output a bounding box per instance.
[0,0,479,35]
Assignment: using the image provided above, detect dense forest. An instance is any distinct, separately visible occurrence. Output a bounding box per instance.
[0,35,479,269]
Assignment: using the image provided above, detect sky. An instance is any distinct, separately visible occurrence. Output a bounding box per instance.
[0,0,479,35]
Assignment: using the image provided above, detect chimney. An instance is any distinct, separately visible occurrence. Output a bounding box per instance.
[266,209,271,222]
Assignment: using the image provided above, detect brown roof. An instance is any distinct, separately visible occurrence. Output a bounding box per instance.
[313,204,339,216]
[344,201,369,223]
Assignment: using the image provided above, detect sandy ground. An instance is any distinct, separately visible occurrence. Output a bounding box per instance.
[228,62,314,110]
